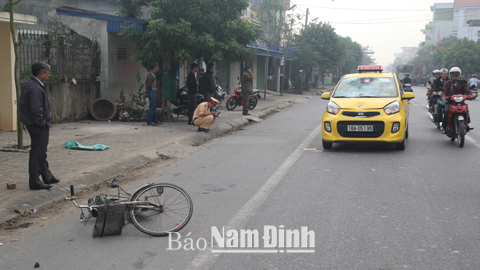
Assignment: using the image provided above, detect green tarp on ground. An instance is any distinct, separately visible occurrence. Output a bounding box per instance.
[65,140,109,151]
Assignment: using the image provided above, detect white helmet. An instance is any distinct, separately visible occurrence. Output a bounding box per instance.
[449,67,461,76]
[433,69,441,74]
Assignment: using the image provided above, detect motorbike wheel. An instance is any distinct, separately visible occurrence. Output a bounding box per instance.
[226,97,237,111]
[248,97,258,110]
[457,120,465,148]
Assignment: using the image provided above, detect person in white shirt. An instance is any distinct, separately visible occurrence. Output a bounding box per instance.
[468,74,478,89]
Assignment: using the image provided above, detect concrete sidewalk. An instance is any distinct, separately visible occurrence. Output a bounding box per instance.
[0,88,332,222]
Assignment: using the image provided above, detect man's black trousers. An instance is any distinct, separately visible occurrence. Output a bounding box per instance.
[26,125,54,186]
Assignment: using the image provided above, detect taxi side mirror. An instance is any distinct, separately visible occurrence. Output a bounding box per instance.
[402,92,415,100]
[321,92,330,100]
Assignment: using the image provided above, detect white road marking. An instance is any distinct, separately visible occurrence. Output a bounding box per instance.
[185,123,323,270]
[465,135,480,147]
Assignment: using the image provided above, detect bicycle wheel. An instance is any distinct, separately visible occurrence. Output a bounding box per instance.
[129,183,193,236]
[226,97,237,111]
[248,96,258,110]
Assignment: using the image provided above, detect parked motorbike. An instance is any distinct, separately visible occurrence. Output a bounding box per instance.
[171,87,204,120]
[215,85,226,104]
[442,94,473,148]
[172,85,225,119]
[225,88,258,111]
[469,85,478,100]
[235,83,261,100]
[403,83,413,92]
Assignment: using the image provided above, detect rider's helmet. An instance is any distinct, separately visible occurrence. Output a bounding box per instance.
[473,74,477,78]
[449,67,461,81]
[433,70,441,74]
[405,73,410,77]
[449,67,461,75]
[440,68,448,74]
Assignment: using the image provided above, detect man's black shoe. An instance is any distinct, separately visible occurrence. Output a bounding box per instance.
[30,183,52,190]
[203,129,210,133]
[45,178,60,184]
[198,127,205,132]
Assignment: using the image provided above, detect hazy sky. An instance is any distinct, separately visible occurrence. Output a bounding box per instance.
[289,0,454,66]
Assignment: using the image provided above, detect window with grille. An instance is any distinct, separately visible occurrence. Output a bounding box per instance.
[117,47,127,61]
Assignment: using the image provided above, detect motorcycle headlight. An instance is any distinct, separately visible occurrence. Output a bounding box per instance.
[384,101,400,115]
[326,101,340,115]
[454,96,463,103]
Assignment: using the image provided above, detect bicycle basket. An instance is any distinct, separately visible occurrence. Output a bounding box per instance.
[93,197,125,237]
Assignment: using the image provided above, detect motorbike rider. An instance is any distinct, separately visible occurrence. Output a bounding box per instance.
[440,67,473,133]
[427,70,441,112]
[468,74,478,89]
[401,73,412,87]
[432,68,449,123]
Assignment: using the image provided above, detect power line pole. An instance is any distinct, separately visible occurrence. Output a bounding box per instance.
[305,8,308,28]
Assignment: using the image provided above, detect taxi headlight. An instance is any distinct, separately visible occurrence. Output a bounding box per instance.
[384,101,400,115]
[327,101,340,115]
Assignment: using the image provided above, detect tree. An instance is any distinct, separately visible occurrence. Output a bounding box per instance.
[339,36,363,74]
[255,0,287,98]
[293,22,345,90]
[361,46,375,65]
[118,0,262,68]
[442,38,480,75]
[4,0,24,149]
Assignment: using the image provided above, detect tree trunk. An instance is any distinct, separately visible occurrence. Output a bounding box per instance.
[9,0,23,149]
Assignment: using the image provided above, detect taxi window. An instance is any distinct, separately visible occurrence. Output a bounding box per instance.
[333,77,398,98]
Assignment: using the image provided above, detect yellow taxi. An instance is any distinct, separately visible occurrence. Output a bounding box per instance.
[321,65,415,150]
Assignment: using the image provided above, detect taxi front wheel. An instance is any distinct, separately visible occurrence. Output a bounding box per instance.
[322,140,333,149]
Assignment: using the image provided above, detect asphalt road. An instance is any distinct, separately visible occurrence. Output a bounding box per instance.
[1,86,479,270]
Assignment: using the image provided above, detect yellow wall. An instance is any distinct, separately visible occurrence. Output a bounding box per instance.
[0,22,17,131]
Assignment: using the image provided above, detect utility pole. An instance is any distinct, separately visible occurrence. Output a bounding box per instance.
[305,8,308,28]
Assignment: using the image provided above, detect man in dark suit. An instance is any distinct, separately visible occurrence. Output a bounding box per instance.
[19,62,60,190]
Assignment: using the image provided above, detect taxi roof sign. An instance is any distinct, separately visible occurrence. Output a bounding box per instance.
[358,65,383,73]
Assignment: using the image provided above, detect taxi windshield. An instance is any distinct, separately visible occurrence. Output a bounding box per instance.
[333,77,398,98]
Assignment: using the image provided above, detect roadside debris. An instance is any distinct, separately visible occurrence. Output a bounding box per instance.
[34,262,40,268]
[6,183,16,189]
[64,140,109,151]
[111,179,119,188]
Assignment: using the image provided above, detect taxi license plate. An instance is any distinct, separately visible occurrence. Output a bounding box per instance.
[347,125,373,132]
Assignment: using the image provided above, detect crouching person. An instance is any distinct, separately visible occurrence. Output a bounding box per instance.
[192,97,220,133]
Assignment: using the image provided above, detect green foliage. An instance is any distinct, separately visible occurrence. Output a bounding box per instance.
[407,35,480,75]
[118,0,262,67]
[119,89,126,103]
[361,46,375,65]
[442,38,480,74]
[293,22,345,77]
[339,37,363,74]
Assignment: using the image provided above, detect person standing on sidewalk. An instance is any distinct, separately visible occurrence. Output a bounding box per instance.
[240,66,253,115]
[200,63,216,102]
[192,97,220,133]
[187,63,199,125]
[143,62,160,126]
[297,70,304,94]
[19,62,60,190]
